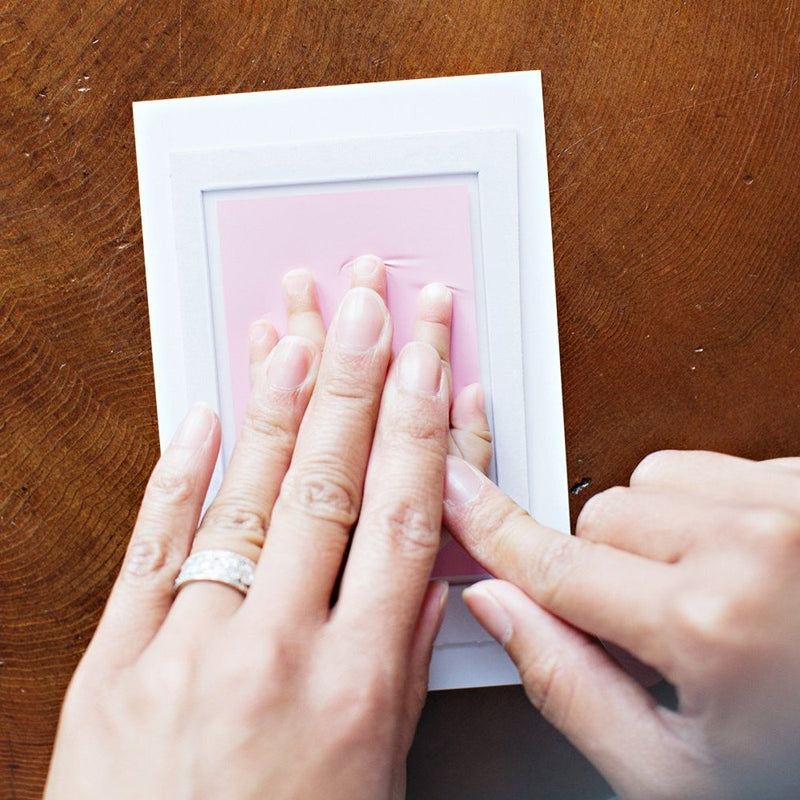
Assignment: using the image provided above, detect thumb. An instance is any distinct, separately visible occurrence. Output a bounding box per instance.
[463,579,683,800]
[392,580,449,783]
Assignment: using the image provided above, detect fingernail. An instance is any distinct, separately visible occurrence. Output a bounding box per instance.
[469,383,485,414]
[463,583,513,646]
[421,282,451,306]
[282,269,313,298]
[435,580,450,616]
[124,540,164,578]
[397,341,442,395]
[249,319,274,346]
[172,403,215,450]
[267,336,315,389]
[335,287,387,351]
[429,580,450,632]
[444,456,483,506]
[351,254,382,280]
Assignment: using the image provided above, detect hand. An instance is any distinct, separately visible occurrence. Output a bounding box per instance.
[46,277,452,800]
[260,254,492,475]
[443,451,800,800]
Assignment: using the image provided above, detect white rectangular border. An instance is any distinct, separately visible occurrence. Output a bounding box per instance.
[133,72,568,690]
[169,130,527,512]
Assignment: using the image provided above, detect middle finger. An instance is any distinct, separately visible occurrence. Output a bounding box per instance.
[247,286,392,621]
[334,340,450,654]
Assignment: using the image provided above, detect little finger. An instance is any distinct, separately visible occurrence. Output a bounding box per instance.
[631,450,800,513]
[399,580,449,752]
[86,405,219,668]
[412,282,452,363]
[248,319,279,387]
[577,487,723,562]
[449,382,492,475]
[283,269,326,351]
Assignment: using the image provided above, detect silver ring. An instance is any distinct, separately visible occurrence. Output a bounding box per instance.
[174,550,257,596]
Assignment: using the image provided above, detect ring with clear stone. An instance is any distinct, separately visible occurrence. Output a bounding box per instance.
[173,550,257,597]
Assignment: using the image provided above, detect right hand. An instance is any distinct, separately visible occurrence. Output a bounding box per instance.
[442,451,800,800]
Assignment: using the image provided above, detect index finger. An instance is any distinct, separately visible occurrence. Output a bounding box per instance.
[334,340,449,654]
[442,457,670,668]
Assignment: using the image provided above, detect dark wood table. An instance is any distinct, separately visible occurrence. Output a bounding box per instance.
[2,3,798,798]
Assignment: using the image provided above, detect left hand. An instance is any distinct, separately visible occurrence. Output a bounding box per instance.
[46,271,459,800]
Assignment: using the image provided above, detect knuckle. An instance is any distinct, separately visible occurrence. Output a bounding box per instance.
[575,486,627,540]
[322,364,380,406]
[742,507,800,551]
[147,462,196,506]
[122,535,182,582]
[236,638,300,714]
[449,429,493,475]
[388,411,447,452]
[134,650,197,711]
[668,587,740,662]
[256,637,297,684]
[470,502,530,562]
[282,458,361,528]
[329,695,376,747]
[200,498,270,548]
[323,669,394,746]
[523,535,576,606]
[359,670,394,719]
[240,401,298,453]
[372,500,440,559]
[630,449,677,485]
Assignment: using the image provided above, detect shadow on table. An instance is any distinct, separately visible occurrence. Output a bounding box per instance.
[408,683,613,800]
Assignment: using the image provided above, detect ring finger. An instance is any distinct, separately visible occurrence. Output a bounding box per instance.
[168,333,320,621]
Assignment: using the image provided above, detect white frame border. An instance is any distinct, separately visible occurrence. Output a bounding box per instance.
[133,71,568,690]
[169,130,527,513]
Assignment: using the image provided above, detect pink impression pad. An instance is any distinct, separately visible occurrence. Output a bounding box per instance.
[216,183,486,580]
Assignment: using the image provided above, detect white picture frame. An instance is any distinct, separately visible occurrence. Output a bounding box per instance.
[133,71,568,690]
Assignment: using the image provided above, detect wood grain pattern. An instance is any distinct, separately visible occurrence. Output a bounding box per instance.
[1,2,798,798]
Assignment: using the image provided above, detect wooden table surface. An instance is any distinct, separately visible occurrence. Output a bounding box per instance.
[2,2,798,798]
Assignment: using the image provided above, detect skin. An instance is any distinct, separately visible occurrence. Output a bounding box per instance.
[443,451,800,800]
[272,255,491,473]
[44,257,491,800]
[45,253,799,797]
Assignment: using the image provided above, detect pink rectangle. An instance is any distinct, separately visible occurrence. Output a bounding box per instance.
[216,183,485,579]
